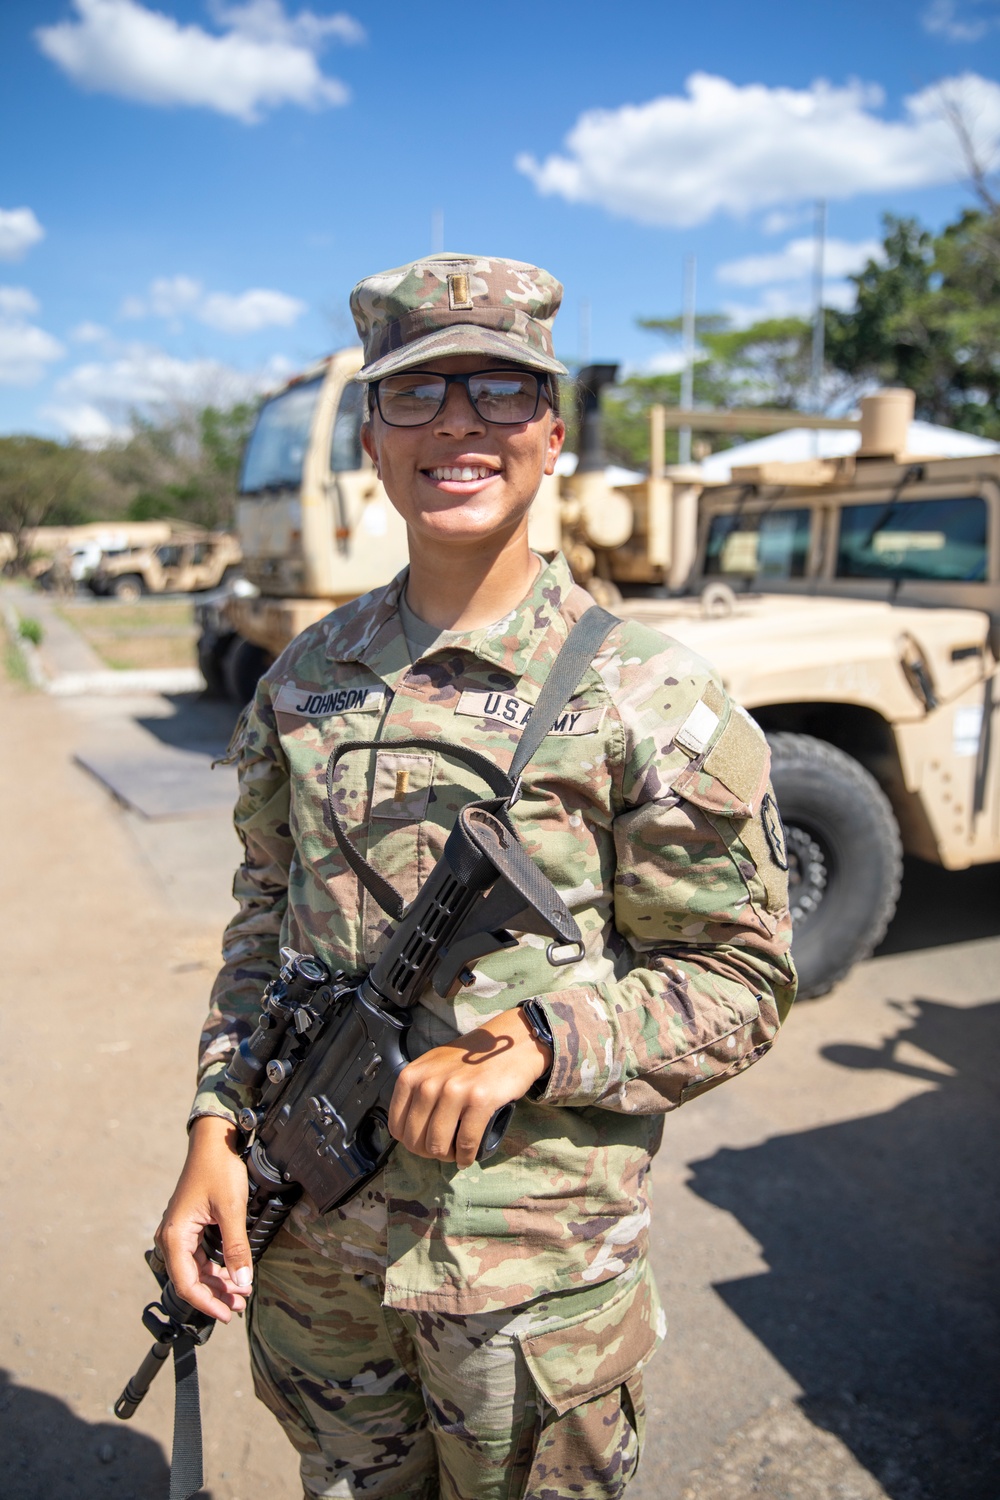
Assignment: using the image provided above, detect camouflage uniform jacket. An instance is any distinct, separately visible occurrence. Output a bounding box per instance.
[193,552,796,1314]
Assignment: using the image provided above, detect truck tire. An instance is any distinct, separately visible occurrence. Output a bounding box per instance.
[111,574,145,603]
[766,732,903,999]
[224,636,272,706]
[197,632,233,698]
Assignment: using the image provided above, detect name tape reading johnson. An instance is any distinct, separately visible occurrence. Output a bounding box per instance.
[275,682,387,718]
[456,690,605,736]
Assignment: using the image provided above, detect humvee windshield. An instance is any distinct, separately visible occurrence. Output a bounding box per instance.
[836,496,987,582]
[240,376,324,494]
[705,507,811,579]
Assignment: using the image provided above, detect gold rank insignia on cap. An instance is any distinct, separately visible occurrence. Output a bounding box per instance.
[448,273,473,310]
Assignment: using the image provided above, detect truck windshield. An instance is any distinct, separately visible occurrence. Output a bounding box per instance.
[705,508,811,579]
[240,377,323,493]
[837,497,987,581]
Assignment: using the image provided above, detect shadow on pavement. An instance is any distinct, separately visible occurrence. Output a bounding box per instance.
[136,693,241,759]
[874,857,1000,958]
[687,998,1000,1500]
[0,1367,211,1499]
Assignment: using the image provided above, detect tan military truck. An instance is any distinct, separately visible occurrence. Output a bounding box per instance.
[203,354,999,996]
[90,527,242,602]
[629,388,1000,995]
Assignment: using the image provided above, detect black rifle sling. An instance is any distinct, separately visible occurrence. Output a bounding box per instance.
[168,1335,204,1500]
[324,604,620,921]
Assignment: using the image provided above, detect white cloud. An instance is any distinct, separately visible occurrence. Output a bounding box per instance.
[760,208,811,235]
[120,273,307,332]
[516,71,1000,227]
[718,236,883,287]
[199,287,306,332]
[40,402,130,444]
[721,281,859,328]
[0,286,41,318]
[121,273,203,321]
[0,207,45,262]
[0,322,66,386]
[0,284,65,385]
[49,343,293,434]
[70,320,111,342]
[36,0,362,124]
[923,1,999,41]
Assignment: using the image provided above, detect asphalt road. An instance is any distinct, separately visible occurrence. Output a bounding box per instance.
[1,682,996,1500]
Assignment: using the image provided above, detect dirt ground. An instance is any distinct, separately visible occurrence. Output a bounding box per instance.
[1,669,997,1500]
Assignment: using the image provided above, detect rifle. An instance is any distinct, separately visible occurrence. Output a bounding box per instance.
[114,605,619,1500]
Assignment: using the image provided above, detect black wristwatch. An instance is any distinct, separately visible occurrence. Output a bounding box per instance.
[521,998,554,1099]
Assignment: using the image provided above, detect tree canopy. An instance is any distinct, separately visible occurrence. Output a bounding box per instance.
[599,198,1000,470]
[825,208,1000,436]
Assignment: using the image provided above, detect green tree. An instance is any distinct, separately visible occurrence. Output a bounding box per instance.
[94,400,258,529]
[825,209,1000,435]
[600,314,816,470]
[0,437,92,572]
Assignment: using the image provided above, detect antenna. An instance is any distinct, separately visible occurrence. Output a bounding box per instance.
[678,255,697,466]
[810,199,827,455]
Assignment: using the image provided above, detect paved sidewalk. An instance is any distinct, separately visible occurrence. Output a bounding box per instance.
[2,583,204,694]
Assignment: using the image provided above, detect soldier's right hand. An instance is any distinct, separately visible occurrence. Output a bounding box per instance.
[155,1115,252,1322]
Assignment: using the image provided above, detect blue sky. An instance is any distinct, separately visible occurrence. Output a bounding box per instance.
[2,0,999,441]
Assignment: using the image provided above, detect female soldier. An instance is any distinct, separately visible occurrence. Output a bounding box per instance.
[158,254,796,1500]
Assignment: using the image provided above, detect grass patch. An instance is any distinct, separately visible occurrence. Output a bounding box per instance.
[2,621,31,687]
[57,599,198,671]
[18,616,43,645]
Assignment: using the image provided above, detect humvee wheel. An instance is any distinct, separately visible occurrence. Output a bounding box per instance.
[766,733,903,999]
[111,574,145,603]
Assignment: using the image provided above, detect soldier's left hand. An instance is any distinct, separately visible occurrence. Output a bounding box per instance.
[389,1008,552,1168]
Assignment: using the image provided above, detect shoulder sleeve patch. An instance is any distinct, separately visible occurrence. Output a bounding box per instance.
[672,705,770,818]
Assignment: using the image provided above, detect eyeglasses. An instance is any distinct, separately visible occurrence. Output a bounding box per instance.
[373,369,549,427]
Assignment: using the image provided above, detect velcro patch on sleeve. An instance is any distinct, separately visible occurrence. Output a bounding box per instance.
[455,690,605,736]
[274,681,386,718]
[672,705,771,818]
[675,697,720,756]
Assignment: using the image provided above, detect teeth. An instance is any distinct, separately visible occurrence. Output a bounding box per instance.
[427,465,496,482]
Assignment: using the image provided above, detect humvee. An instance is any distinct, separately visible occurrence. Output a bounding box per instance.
[627,389,1000,995]
[90,529,242,602]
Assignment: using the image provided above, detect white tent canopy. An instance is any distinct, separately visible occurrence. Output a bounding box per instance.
[695,421,1000,483]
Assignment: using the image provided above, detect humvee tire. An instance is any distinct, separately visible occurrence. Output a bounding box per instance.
[766,733,903,1000]
[111,573,145,603]
[224,635,272,707]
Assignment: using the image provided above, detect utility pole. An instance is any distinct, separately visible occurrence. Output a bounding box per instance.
[431,209,444,254]
[678,255,697,466]
[810,199,827,453]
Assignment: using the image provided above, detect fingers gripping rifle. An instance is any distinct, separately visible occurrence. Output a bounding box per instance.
[115,605,619,1500]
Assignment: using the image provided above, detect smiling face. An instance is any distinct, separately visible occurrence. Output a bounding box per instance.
[361,354,565,556]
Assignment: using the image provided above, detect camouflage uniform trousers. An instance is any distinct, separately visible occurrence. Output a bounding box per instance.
[247,1225,653,1500]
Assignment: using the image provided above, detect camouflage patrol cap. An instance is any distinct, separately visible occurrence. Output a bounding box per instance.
[350,253,568,381]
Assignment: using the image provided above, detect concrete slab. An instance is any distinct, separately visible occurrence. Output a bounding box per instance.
[74,741,237,819]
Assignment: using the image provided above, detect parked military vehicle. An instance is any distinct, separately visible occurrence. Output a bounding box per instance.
[90,528,242,602]
[200,356,999,997]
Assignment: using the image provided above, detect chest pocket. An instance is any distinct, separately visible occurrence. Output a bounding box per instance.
[370,750,434,823]
[672,706,787,915]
